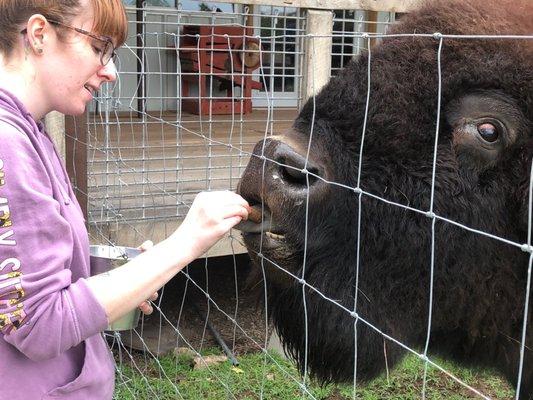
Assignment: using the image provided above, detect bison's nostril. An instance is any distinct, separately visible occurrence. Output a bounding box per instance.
[280,162,319,187]
[275,144,321,188]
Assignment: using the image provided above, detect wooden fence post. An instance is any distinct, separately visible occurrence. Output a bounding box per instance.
[65,114,88,219]
[301,9,333,108]
[45,112,66,159]
[366,10,379,48]
[45,111,88,220]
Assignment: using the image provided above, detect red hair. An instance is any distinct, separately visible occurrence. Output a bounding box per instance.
[91,0,128,47]
[0,0,128,58]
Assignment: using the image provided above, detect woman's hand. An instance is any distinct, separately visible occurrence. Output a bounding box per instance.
[172,191,249,261]
[131,192,249,316]
[137,240,158,315]
[87,192,249,324]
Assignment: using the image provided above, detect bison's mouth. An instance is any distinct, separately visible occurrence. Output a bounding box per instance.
[234,205,286,249]
[235,137,324,259]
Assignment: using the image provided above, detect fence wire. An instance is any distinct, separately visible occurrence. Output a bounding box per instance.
[59,3,533,399]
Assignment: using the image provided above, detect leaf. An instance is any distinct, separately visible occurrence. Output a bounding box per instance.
[231,366,244,374]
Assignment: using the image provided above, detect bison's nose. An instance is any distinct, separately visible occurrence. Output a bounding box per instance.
[236,139,323,233]
[237,138,324,213]
[274,142,321,189]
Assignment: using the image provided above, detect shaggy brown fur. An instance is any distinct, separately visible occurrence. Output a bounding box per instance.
[238,0,533,397]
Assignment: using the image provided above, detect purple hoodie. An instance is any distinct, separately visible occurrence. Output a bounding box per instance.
[0,89,115,399]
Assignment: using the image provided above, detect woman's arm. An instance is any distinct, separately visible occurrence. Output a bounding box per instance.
[86,190,249,323]
[0,119,248,360]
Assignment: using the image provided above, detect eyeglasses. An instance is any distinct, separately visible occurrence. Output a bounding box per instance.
[21,19,116,66]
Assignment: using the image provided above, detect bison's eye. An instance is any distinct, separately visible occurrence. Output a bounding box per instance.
[477,122,499,143]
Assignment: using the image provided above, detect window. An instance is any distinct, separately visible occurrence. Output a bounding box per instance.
[122,0,175,6]
[122,0,233,11]
[181,1,233,12]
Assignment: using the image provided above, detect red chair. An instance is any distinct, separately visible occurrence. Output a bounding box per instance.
[179,25,263,115]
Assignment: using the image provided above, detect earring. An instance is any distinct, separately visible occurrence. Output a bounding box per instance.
[33,41,43,54]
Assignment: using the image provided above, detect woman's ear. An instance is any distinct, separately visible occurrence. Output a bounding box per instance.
[24,14,48,55]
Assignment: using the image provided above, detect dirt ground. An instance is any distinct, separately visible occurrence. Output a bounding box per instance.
[116,253,274,359]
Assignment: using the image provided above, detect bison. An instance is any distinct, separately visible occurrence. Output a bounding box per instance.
[236,0,533,397]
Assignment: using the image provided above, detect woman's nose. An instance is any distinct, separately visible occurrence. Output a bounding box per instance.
[98,59,117,82]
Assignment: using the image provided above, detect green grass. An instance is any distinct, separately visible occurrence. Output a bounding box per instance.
[113,349,514,400]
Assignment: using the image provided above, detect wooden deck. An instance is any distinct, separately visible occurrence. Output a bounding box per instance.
[86,108,298,253]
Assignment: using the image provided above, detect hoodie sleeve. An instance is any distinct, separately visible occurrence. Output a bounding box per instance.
[0,118,108,361]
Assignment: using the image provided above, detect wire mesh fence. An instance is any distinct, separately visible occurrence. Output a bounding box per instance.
[59,2,533,399]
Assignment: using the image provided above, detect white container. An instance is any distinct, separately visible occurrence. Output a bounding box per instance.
[89,245,142,331]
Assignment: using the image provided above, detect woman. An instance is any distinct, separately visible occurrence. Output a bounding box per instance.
[0,1,250,398]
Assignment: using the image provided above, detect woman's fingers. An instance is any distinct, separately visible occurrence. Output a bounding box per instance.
[138,292,157,315]
[173,191,251,260]
[220,216,244,232]
[139,301,153,315]
[220,204,249,222]
[138,240,154,252]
